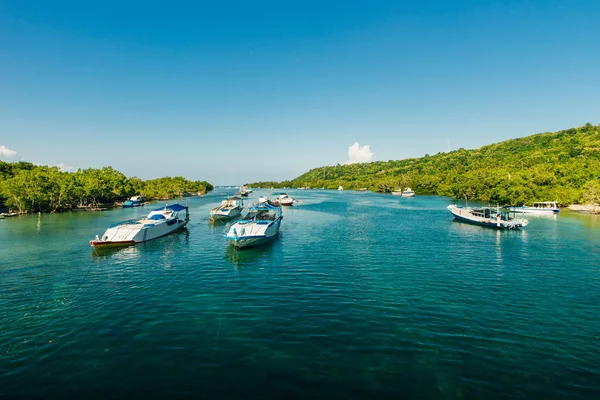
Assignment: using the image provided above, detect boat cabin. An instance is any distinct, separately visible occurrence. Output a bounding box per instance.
[532,201,558,209]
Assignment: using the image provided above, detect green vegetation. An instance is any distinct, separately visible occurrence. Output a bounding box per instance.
[0,162,213,213]
[251,123,600,206]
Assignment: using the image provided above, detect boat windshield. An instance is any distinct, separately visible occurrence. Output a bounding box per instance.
[242,210,277,222]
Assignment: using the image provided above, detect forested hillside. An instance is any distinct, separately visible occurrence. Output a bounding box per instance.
[251,123,600,205]
[0,162,213,213]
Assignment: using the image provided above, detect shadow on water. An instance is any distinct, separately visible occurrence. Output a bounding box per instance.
[224,239,277,268]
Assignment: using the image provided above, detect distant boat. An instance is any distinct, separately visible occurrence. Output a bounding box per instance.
[358,188,367,192]
[0,212,18,217]
[276,193,294,206]
[509,201,559,214]
[123,195,144,207]
[210,196,244,221]
[90,203,189,248]
[225,200,283,248]
[447,204,528,230]
[401,188,415,197]
[338,186,344,191]
[239,185,250,197]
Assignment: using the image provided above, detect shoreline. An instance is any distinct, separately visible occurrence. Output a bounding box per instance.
[568,204,600,214]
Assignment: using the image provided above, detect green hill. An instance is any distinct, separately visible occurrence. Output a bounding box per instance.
[251,123,600,206]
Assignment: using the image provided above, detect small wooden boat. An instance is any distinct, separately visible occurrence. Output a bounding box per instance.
[447,204,528,230]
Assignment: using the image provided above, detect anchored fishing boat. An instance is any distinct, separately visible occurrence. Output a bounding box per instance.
[447,204,528,230]
[90,203,189,248]
[225,200,283,248]
[509,201,559,214]
[239,185,250,197]
[210,196,244,221]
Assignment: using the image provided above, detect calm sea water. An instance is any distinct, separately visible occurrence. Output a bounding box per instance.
[1,189,599,399]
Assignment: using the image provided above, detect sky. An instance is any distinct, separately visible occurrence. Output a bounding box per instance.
[1,0,599,184]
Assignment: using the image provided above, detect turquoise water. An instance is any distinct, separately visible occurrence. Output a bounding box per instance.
[1,189,599,399]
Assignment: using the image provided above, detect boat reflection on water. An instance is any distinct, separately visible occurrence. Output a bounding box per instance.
[224,241,276,268]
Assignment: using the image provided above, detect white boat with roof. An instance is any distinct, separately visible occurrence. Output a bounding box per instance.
[123,195,144,207]
[338,186,344,191]
[276,193,294,206]
[401,188,415,197]
[90,203,189,248]
[225,200,283,248]
[210,196,244,221]
[447,204,528,230]
[509,201,559,214]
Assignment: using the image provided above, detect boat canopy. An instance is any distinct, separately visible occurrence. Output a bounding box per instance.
[153,204,188,212]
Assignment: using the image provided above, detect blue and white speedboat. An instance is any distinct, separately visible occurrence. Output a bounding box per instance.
[123,195,144,207]
[225,200,282,248]
[90,203,189,248]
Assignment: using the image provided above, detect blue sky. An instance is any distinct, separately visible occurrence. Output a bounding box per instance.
[1,0,599,184]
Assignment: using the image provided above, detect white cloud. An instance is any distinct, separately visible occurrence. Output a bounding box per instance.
[346,142,373,164]
[0,145,17,159]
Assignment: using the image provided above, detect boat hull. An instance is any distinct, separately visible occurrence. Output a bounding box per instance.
[508,207,559,214]
[226,218,282,248]
[90,220,188,248]
[447,205,528,230]
[210,207,242,221]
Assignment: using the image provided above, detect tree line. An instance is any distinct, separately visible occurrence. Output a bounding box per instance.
[250,123,600,206]
[0,162,213,213]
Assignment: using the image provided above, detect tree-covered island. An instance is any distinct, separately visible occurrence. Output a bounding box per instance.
[0,163,213,214]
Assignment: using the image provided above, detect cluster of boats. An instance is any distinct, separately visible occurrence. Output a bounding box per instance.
[88,188,560,249]
[90,192,295,250]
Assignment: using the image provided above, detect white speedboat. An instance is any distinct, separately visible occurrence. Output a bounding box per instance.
[401,188,415,197]
[277,193,294,206]
[509,201,559,214]
[210,196,243,221]
[225,200,283,248]
[90,203,189,248]
[338,186,344,191]
[447,204,528,230]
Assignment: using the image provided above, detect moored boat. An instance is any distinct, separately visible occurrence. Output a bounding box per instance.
[277,193,294,206]
[447,204,528,230]
[338,186,344,191]
[401,188,415,197]
[90,203,189,248]
[509,201,559,214]
[239,185,250,197]
[210,196,244,221]
[225,200,283,248]
[123,195,144,207]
